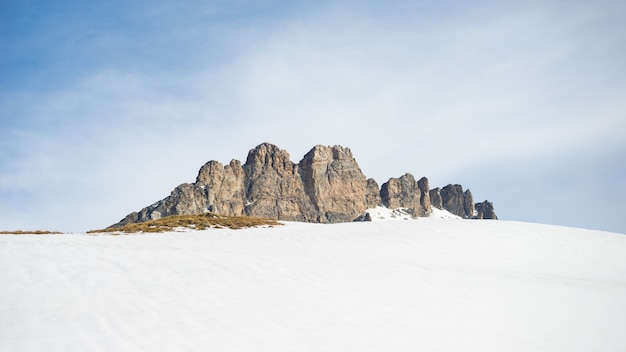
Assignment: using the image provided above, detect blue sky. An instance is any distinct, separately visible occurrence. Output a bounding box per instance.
[1,0,625,233]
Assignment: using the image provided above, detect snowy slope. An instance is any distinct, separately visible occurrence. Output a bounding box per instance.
[360,206,416,220]
[359,206,462,220]
[1,220,625,352]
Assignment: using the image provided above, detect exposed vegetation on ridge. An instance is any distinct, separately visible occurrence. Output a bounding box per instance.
[88,213,282,234]
[0,230,63,235]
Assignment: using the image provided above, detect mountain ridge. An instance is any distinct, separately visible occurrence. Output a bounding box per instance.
[110,143,497,228]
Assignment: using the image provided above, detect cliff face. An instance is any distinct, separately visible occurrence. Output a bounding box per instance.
[110,143,497,227]
[299,145,368,223]
[243,143,311,221]
[197,159,246,216]
[380,173,432,218]
[439,184,475,219]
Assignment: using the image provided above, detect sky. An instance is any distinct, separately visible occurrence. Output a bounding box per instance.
[1,0,625,233]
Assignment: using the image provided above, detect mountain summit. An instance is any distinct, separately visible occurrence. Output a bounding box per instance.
[110,143,496,227]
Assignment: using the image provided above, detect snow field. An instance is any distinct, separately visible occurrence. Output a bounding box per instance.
[1,220,625,352]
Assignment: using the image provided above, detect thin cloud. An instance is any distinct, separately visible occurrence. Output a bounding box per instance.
[226,2,625,168]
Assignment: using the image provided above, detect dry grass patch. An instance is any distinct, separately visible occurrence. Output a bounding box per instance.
[0,230,63,235]
[88,213,282,234]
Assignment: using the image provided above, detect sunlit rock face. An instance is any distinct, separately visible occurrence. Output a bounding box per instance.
[299,145,368,223]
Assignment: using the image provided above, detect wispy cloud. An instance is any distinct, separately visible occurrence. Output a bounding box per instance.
[223,1,626,173]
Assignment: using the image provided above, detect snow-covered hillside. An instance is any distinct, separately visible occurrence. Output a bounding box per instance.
[359,206,462,221]
[1,220,625,352]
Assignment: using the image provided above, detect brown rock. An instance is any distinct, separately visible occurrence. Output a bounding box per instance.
[475,200,498,219]
[243,143,313,221]
[417,177,432,217]
[429,187,443,210]
[140,183,208,221]
[196,160,245,216]
[298,145,368,222]
[440,184,462,216]
[379,174,431,217]
[381,173,419,217]
[463,189,474,219]
[439,185,474,219]
[109,143,497,227]
[366,178,381,209]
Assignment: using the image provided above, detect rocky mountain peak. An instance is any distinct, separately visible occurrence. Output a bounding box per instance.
[196,160,224,186]
[245,143,295,176]
[301,144,354,161]
[110,143,497,227]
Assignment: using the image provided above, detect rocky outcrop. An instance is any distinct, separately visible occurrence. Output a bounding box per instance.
[243,143,313,221]
[440,184,474,219]
[196,160,245,216]
[110,143,497,227]
[114,183,207,227]
[429,187,443,210]
[475,201,498,219]
[380,173,431,218]
[463,189,474,219]
[380,173,417,218]
[299,145,368,222]
[366,178,382,209]
[417,177,432,217]
[111,143,371,227]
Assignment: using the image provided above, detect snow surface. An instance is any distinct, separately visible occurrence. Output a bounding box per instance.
[361,206,416,220]
[426,207,463,220]
[360,206,462,221]
[2,220,626,352]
